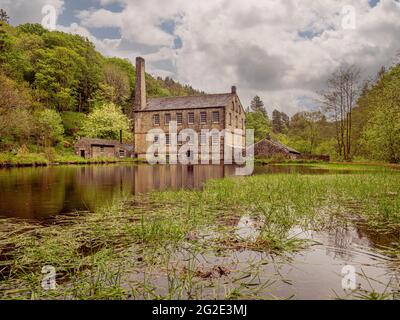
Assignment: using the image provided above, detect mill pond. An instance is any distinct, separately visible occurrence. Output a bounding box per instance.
[0,163,399,300]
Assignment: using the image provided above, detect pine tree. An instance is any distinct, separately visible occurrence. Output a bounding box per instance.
[250,96,268,118]
[272,109,289,133]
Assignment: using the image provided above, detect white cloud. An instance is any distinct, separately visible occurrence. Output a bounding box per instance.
[77,8,122,28]
[3,0,400,115]
[0,0,64,25]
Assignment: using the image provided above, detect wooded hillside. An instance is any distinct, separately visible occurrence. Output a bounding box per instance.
[246,62,400,163]
[0,19,202,156]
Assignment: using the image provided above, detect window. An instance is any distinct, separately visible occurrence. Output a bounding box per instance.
[188,112,195,124]
[153,114,160,126]
[242,119,244,129]
[200,132,207,146]
[166,155,170,163]
[177,134,183,146]
[119,150,125,157]
[211,132,220,146]
[236,116,238,127]
[100,146,104,153]
[176,113,183,125]
[212,111,220,123]
[165,113,171,125]
[154,135,159,144]
[166,134,171,146]
[200,112,207,124]
[229,113,232,126]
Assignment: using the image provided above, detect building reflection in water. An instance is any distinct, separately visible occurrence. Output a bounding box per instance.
[132,165,236,195]
[0,165,237,219]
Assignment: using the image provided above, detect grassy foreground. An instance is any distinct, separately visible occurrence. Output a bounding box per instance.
[0,171,399,299]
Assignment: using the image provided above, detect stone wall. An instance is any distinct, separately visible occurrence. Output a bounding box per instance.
[74,139,133,159]
[91,146,116,158]
[225,94,246,148]
[134,106,227,160]
[133,93,246,163]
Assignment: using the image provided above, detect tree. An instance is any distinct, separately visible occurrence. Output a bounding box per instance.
[0,9,9,23]
[272,109,289,134]
[361,65,400,163]
[0,108,33,151]
[289,111,325,154]
[246,110,271,142]
[32,46,83,110]
[319,65,361,161]
[102,62,130,107]
[250,95,268,117]
[34,109,64,147]
[0,21,204,154]
[82,103,132,142]
[61,111,86,139]
[0,74,31,115]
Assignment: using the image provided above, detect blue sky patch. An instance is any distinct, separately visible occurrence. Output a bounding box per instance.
[58,0,124,39]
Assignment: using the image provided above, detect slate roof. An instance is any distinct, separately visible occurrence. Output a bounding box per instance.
[75,138,133,151]
[253,138,301,155]
[142,93,233,111]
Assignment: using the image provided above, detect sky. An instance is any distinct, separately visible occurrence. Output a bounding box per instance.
[1,0,400,115]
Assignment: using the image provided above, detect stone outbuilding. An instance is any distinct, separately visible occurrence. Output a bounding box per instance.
[74,138,134,159]
[253,136,301,159]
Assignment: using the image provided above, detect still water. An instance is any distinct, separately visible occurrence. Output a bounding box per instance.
[0,164,389,220]
[0,164,239,219]
[0,164,399,299]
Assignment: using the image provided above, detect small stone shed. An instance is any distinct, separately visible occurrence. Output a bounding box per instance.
[74,138,134,159]
[253,136,301,160]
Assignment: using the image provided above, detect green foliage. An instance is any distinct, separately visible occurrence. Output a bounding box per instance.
[97,58,132,111]
[314,139,338,160]
[250,95,268,118]
[0,152,49,167]
[33,109,64,147]
[155,76,204,97]
[288,111,326,154]
[0,74,33,150]
[17,23,48,36]
[246,110,271,142]
[246,97,271,142]
[0,108,33,150]
[82,103,132,142]
[361,65,400,163]
[272,109,289,134]
[0,22,201,156]
[61,112,86,139]
[33,47,83,110]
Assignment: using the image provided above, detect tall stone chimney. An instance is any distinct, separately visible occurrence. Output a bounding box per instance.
[134,57,147,110]
[231,86,237,94]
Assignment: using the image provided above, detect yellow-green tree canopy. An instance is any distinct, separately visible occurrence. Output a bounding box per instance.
[82,103,132,142]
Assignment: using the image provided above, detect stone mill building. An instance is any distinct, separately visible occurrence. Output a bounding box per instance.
[131,57,246,162]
